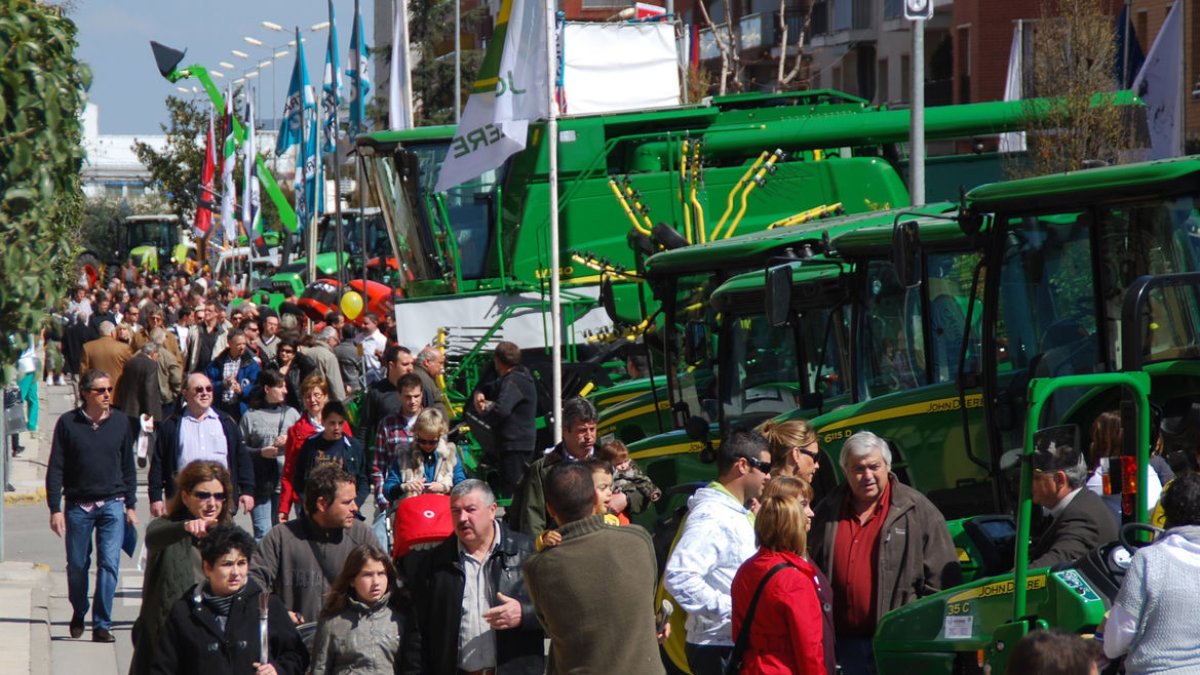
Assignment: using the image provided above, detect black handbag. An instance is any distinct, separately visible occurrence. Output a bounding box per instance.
[725,561,797,675]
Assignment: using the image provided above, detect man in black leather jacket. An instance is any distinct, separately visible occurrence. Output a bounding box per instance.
[409,479,544,675]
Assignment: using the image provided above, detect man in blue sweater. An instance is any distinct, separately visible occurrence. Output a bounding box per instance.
[45,369,139,644]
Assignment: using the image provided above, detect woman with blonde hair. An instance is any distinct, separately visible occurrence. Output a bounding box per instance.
[277,375,352,521]
[731,480,834,674]
[383,407,465,501]
[757,419,822,483]
[130,461,233,675]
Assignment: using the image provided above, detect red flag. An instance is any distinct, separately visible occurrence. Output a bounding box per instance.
[194,109,217,234]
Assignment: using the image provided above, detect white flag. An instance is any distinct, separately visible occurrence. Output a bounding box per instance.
[434,0,549,192]
[998,21,1026,153]
[1133,0,1183,160]
[242,95,260,237]
[389,0,415,129]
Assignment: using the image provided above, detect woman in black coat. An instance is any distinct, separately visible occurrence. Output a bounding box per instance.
[152,524,308,675]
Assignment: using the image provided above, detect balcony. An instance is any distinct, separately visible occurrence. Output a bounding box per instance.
[811,0,874,46]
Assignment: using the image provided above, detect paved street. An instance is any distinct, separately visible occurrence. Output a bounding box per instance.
[0,382,258,675]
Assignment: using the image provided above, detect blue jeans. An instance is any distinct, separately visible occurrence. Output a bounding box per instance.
[250,494,280,542]
[64,500,124,630]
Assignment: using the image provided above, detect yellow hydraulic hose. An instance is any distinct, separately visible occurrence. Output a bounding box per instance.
[691,142,706,242]
[725,152,782,239]
[623,182,655,233]
[768,202,845,229]
[680,140,693,245]
[610,178,651,236]
[711,151,768,241]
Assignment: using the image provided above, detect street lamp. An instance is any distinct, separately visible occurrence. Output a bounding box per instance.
[231,49,249,59]
[262,20,284,32]
[244,36,264,47]
[211,70,225,78]
[220,61,236,70]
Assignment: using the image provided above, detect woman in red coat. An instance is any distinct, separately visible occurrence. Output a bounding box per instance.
[276,375,352,521]
[731,485,829,675]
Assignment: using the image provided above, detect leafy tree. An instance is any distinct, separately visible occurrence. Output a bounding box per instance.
[408,0,486,125]
[1009,0,1134,178]
[133,96,206,223]
[0,0,89,362]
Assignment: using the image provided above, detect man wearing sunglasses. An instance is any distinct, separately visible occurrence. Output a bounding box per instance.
[45,369,139,643]
[148,373,254,518]
[664,430,772,675]
[809,431,960,675]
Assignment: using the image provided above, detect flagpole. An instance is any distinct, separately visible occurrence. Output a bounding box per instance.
[299,26,317,286]
[332,107,346,291]
[546,0,562,445]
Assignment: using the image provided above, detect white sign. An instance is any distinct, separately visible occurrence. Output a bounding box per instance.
[905,0,933,21]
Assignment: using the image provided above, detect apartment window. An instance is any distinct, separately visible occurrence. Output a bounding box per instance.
[957,25,971,102]
[900,54,911,103]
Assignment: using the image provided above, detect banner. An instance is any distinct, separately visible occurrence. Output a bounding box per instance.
[242,96,260,236]
[323,0,342,152]
[389,0,414,130]
[277,27,313,154]
[221,88,237,244]
[434,0,548,192]
[1132,0,1183,160]
[998,21,1026,153]
[194,108,216,235]
[348,0,372,136]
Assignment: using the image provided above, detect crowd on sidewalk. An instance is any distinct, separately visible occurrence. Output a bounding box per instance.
[22,268,1186,675]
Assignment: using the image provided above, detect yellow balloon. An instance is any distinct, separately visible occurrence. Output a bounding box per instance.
[340,290,364,320]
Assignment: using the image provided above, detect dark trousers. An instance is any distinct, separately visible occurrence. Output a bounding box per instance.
[686,643,732,675]
[836,637,877,675]
[497,451,528,498]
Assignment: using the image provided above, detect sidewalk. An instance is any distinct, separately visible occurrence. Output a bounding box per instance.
[2,381,143,675]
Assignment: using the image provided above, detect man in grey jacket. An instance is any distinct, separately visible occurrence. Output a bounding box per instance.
[809,430,962,675]
[301,327,347,402]
[250,464,376,623]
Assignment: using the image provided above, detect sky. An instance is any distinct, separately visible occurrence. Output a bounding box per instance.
[66,0,378,135]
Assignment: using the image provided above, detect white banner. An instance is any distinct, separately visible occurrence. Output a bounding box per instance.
[434,0,549,192]
[1133,0,1183,160]
[389,0,414,130]
[998,21,1026,153]
[561,22,680,115]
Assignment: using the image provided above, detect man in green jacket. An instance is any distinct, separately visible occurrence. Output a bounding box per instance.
[509,397,597,537]
[523,462,667,674]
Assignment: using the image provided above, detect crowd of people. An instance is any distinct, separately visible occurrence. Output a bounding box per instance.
[28,272,1200,675]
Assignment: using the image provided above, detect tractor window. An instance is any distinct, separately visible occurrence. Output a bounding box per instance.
[1097,195,1200,365]
[800,304,851,400]
[927,252,982,384]
[861,260,926,398]
[407,142,499,281]
[720,313,799,426]
[995,211,1098,379]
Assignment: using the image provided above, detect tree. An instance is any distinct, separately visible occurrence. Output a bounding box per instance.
[1011,0,1134,177]
[407,0,486,125]
[0,1,89,362]
[133,96,206,223]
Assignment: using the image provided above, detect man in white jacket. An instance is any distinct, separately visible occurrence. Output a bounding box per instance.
[664,430,772,675]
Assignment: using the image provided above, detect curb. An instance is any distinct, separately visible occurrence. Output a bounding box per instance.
[5,486,46,506]
[0,561,51,583]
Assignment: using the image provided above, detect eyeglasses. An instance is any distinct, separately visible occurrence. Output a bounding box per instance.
[191,491,226,502]
[795,445,821,462]
[89,386,113,394]
[415,437,439,447]
[192,385,214,393]
[279,348,295,354]
[742,456,772,474]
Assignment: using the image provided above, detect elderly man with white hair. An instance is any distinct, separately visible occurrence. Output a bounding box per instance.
[809,430,960,675]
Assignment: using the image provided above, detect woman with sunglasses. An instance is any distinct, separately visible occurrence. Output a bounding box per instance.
[130,461,233,675]
[757,419,822,484]
[382,407,465,502]
[277,375,353,522]
[274,333,315,411]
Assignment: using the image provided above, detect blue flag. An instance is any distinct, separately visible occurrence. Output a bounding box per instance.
[347,0,371,136]
[277,27,313,154]
[322,0,342,153]
[295,116,321,232]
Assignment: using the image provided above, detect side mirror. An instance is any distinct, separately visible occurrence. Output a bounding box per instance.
[683,320,707,365]
[765,264,793,327]
[892,220,923,288]
[599,277,618,324]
